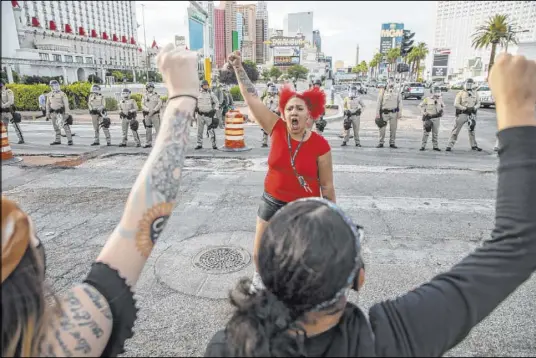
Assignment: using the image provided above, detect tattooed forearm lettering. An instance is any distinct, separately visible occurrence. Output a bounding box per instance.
[54,329,74,357]
[235,66,258,97]
[82,285,113,320]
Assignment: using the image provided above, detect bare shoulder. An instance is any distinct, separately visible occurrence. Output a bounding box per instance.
[39,283,113,357]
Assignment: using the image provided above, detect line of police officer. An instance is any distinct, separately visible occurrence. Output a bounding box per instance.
[339,77,488,152]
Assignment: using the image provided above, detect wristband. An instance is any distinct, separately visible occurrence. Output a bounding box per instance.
[167,94,198,105]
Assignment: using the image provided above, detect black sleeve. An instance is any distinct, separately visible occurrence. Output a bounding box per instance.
[368,126,536,357]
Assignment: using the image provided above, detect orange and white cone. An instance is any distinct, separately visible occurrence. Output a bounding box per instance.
[1,122,22,165]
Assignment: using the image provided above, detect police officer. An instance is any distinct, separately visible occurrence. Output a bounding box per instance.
[141,82,162,148]
[47,80,73,145]
[312,79,327,135]
[220,85,234,129]
[1,80,25,144]
[375,77,402,148]
[446,78,482,152]
[118,88,141,147]
[261,85,280,148]
[195,80,219,150]
[212,83,225,128]
[341,85,365,147]
[418,86,444,151]
[88,84,111,146]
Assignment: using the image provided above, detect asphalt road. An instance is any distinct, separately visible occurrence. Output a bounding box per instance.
[3,89,534,357]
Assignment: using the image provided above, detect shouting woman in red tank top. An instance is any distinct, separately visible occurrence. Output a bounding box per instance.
[228,51,336,287]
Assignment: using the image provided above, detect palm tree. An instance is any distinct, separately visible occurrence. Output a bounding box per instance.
[472,14,516,75]
[386,48,400,74]
[369,59,376,79]
[411,43,429,81]
[373,53,383,79]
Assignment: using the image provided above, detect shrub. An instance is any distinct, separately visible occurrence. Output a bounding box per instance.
[6,83,48,110]
[230,86,243,101]
[61,82,92,110]
[131,93,143,110]
[105,97,118,111]
[87,74,102,84]
[160,96,168,103]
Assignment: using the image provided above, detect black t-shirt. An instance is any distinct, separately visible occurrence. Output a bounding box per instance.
[206,126,536,357]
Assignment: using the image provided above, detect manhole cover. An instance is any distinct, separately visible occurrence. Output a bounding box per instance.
[193,246,251,274]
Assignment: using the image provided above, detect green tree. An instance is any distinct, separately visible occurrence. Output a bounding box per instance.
[359,61,368,78]
[269,66,282,80]
[472,14,516,75]
[407,43,429,80]
[287,64,309,81]
[386,47,401,74]
[261,68,270,81]
[111,70,124,82]
[372,53,384,79]
[219,61,259,85]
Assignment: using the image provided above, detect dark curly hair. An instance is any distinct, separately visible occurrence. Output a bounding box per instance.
[224,200,359,357]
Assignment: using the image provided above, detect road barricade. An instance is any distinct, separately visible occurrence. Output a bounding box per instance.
[1,122,22,165]
[220,110,251,152]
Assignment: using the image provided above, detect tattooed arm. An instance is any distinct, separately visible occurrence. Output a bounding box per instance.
[232,64,279,134]
[97,96,196,285]
[38,97,196,357]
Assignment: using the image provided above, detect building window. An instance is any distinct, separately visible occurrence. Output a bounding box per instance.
[39,53,50,61]
[65,55,74,63]
[53,54,62,62]
[76,56,84,63]
[85,57,93,64]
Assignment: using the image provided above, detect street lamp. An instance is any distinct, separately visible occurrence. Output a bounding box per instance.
[142,3,149,83]
[505,28,529,53]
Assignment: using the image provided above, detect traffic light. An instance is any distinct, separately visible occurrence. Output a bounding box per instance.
[396,63,410,73]
[401,30,415,57]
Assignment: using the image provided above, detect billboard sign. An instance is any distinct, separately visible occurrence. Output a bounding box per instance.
[433,54,449,67]
[432,67,447,77]
[175,35,186,48]
[273,47,300,57]
[188,19,204,51]
[187,7,205,24]
[265,36,307,48]
[380,23,404,56]
[274,56,300,66]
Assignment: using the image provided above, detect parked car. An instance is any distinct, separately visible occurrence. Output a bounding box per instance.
[401,82,425,100]
[376,82,386,89]
[354,82,368,94]
[477,84,494,108]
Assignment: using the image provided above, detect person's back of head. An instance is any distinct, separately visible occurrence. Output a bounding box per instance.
[1,196,55,357]
[224,198,361,357]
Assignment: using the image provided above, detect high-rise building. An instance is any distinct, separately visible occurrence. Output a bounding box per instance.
[236,4,256,62]
[199,1,215,61]
[2,0,140,83]
[214,8,226,68]
[188,6,205,52]
[355,44,360,65]
[236,12,243,52]
[255,19,265,64]
[284,12,314,45]
[219,1,237,59]
[434,1,536,76]
[256,1,269,63]
[313,30,321,52]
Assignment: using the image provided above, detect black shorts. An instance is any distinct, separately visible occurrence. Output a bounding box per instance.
[257,192,288,222]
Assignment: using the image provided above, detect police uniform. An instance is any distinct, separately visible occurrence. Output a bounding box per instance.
[376,85,402,148]
[88,92,111,145]
[141,91,163,147]
[447,86,481,151]
[119,98,141,147]
[47,89,73,144]
[418,93,444,150]
[212,85,224,127]
[342,94,365,146]
[1,86,24,144]
[196,89,219,149]
[262,92,279,147]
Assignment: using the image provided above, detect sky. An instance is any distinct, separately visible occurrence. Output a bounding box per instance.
[135,1,437,67]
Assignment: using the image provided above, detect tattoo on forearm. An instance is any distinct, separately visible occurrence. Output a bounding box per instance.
[124,108,193,257]
[235,67,258,97]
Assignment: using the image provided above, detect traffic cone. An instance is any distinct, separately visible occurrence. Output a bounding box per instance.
[1,122,22,165]
[219,110,252,152]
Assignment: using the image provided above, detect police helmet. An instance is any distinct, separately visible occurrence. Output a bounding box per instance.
[268,85,278,94]
[146,82,155,90]
[314,79,322,86]
[121,88,131,99]
[267,82,274,88]
[464,78,474,91]
[201,80,209,87]
[432,86,442,95]
[90,84,101,94]
[50,80,60,92]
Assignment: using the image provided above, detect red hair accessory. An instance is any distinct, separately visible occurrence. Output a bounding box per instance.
[278,85,326,120]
